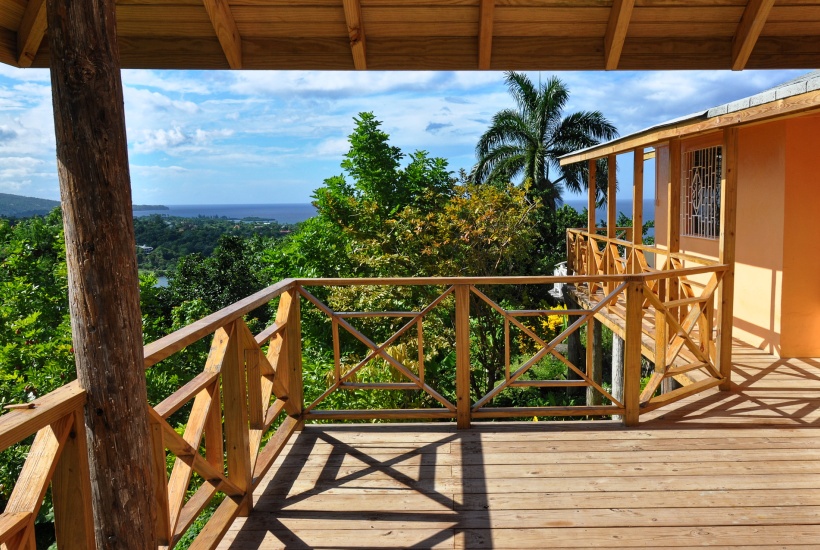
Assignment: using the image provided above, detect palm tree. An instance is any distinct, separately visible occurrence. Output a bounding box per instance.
[471,72,618,210]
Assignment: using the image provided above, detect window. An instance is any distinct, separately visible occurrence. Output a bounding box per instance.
[681,144,722,239]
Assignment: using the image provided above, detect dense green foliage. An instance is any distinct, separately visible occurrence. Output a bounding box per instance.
[134,215,296,274]
[0,76,623,544]
[471,72,618,210]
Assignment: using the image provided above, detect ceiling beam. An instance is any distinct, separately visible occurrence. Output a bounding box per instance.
[478,0,494,70]
[604,0,635,70]
[16,0,46,68]
[202,0,242,69]
[342,0,366,70]
[731,0,775,71]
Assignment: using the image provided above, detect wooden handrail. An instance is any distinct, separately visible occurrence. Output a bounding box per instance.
[143,278,296,368]
[0,260,732,548]
[567,228,720,267]
[0,382,85,452]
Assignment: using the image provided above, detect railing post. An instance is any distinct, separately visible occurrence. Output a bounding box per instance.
[286,288,304,423]
[455,284,471,429]
[222,320,252,516]
[632,146,644,273]
[587,159,596,280]
[623,280,644,426]
[52,408,96,550]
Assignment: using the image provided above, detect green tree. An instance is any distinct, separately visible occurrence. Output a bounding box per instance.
[471,72,618,210]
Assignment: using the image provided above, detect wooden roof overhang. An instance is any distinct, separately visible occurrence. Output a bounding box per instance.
[4,0,820,71]
[558,86,820,165]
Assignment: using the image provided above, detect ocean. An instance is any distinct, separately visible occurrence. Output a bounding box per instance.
[133,199,655,227]
[133,203,318,224]
[563,198,656,223]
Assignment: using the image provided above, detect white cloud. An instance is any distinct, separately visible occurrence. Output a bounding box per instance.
[133,126,233,154]
[0,67,810,204]
[121,70,213,95]
[314,137,349,158]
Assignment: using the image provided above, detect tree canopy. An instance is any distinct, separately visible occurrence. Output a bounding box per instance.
[471,72,618,210]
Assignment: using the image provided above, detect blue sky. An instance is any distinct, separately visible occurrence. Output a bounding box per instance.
[0,67,807,205]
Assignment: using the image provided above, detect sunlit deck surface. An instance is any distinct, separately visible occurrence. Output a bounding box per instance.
[220,342,820,549]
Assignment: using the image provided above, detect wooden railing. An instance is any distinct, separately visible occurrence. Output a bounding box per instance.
[0,266,732,548]
[0,383,92,549]
[566,228,729,412]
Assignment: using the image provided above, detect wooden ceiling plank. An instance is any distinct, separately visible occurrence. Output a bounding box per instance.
[731,0,775,70]
[202,0,243,69]
[342,0,366,70]
[478,0,494,69]
[604,0,635,70]
[16,0,46,68]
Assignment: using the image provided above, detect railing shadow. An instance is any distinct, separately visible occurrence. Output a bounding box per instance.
[224,424,494,549]
[642,341,820,429]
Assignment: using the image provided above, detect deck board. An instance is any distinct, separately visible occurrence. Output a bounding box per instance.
[219,342,820,549]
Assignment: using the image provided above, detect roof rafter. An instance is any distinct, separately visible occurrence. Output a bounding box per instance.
[604,0,635,70]
[731,0,775,71]
[342,0,367,70]
[16,0,46,68]
[478,0,495,70]
[202,0,242,69]
[558,89,820,165]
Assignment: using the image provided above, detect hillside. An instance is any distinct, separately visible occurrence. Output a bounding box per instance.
[1,192,169,218]
[0,193,59,217]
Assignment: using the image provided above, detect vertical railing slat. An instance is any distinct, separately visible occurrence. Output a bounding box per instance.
[52,408,96,550]
[286,288,304,423]
[623,281,644,426]
[221,321,252,516]
[455,284,471,429]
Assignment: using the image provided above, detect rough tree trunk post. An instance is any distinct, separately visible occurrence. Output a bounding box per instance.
[612,334,625,420]
[586,319,603,407]
[46,0,158,547]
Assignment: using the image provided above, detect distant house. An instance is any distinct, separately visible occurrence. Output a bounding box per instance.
[562,71,820,358]
[137,244,154,253]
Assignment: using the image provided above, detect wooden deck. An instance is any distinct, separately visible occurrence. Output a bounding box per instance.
[219,341,820,549]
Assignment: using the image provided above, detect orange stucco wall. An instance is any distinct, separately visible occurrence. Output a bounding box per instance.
[781,114,820,357]
[733,122,785,354]
[653,115,820,358]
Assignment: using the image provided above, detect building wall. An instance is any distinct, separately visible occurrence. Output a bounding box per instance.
[781,114,820,357]
[653,115,820,357]
[734,122,786,354]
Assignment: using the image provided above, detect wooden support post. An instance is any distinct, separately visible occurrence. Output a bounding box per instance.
[717,127,738,391]
[587,159,597,278]
[667,139,681,255]
[52,409,96,550]
[623,281,644,426]
[606,154,617,289]
[607,154,617,238]
[586,318,603,407]
[632,147,644,272]
[45,0,158,545]
[221,321,252,516]
[455,284,471,429]
[667,138,681,320]
[612,333,624,421]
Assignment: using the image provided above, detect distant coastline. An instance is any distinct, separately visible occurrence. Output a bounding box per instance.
[132,204,169,211]
[133,203,318,225]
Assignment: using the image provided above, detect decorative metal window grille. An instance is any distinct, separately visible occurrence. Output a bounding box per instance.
[681,145,722,239]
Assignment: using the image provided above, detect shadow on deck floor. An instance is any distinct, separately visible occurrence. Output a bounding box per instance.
[219,341,820,549]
